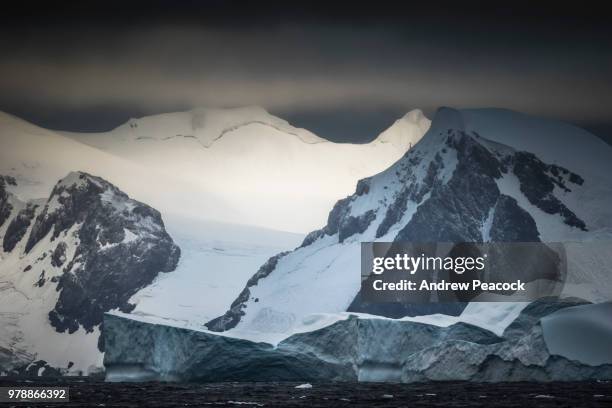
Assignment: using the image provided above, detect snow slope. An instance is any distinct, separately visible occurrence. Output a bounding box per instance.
[62,106,430,232]
[208,107,612,341]
[0,219,102,375]
[128,214,303,326]
[462,108,612,235]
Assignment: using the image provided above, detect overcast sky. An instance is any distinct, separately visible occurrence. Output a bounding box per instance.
[1,1,611,142]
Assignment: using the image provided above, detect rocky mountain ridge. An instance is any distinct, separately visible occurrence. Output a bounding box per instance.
[207,107,607,334]
[0,172,180,374]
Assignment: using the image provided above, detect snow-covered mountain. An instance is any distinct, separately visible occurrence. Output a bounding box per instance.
[1,107,429,233]
[0,107,427,374]
[116,108,427,328]
[3,105,612,381]
[0,172,180,375]
[0,111,225,222]
[207,107,612,338]
[60,106,430,232]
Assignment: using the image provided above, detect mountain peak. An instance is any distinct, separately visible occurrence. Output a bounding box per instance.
[401,108,427,122]
[55,171,102,190]
[115,105,326,147]
[207,108,612,334]
[375,109,431,150]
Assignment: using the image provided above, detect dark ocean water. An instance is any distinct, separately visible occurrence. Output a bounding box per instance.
[1,378,611,407]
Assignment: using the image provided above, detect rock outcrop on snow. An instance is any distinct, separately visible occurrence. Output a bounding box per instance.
[0,176,18,228]
[0,172,180,374]
[30,173,181,334]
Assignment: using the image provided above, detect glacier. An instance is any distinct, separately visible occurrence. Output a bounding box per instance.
[103,298,612,382]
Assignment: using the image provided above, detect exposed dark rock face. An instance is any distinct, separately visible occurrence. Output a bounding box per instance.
[375,158,427,237]
[302,187,378,246]
[355,178,371,196]
[50,242,67,267]
[420,153,444,193]
[512,152,586,230]
[389,131,585,245]
[35,270,46,287]
[1,359,63,377]
[1,342,65,377]
[489,195,540,242]
[324,196,353,237]
[0,176,16,228]
[347,294,466,319]
[9,172,181,338]
[396,133,502,243]
[2,202,38,252]
[19,360,63,377]
[375,187,410,239]
[338,210,376,243]
[299,229,325,248]
[206,252,288,332]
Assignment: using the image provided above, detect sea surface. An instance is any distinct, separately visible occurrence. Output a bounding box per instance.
[0,378,611,407]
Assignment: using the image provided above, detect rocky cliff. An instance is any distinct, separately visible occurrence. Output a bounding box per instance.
[0,172,180,375]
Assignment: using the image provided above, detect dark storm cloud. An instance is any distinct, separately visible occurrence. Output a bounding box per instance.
[0,1,611,138]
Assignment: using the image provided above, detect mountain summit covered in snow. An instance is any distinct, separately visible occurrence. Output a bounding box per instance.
[207,107,612,335]
[1,106,429,233]
[61,106,431,232]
